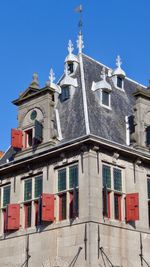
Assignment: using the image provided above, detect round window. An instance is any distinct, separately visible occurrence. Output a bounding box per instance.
[30,110,37,120]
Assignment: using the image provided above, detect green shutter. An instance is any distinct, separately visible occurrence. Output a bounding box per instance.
[24,179,32,201]
[34,176,43,198]
[113,168,122,191]
[69,165,78,189]
[58,169,66,192]
[3,185,10,207]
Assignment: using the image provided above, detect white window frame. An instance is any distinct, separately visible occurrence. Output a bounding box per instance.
[100,89,111,110]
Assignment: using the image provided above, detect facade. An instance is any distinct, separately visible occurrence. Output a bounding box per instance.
[0,33,150,267]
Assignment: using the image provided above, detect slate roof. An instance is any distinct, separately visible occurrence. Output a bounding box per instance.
[57,53,145,146]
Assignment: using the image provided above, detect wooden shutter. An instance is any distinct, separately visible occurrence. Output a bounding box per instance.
[6,204,20,230]
[126,193,139,222]
[35,120,42,142]
[11,129,22,149]
[146,126,150,146]
[41,193,54,222]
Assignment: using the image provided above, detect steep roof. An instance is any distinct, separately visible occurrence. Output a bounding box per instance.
[57,53,146,146]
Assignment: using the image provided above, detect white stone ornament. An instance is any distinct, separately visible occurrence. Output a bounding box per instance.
[100,67,106,80]
[116,55,122,68]
[49,68,55,84]
[68,40,74,55]
[77,33,84,54]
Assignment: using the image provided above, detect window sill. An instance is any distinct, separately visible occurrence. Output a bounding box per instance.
[100,104,112,110]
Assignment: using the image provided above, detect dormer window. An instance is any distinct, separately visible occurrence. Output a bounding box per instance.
[60,87,70,102]
[68,63,74,74]
[117,76,123,89]
[102,90,110,107]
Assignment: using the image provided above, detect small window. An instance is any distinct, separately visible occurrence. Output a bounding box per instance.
[114,194,121,220]
[61,87,70,102]
[3,185,10,207]
[117,77,123,89]
[25,129,33,148]
[68,63,74,74]
[69,165,78,189]
[103,165,111,188]
[59,193,67,220]
[24,179,32,201]
[58,169,66,192]
[146,126,150,147]
[34,176,42,198]
[113,168,122,191]
[24,203,32,228]
[102,91,110,107]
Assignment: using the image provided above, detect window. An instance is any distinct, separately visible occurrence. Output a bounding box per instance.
[102,91,110,106]
[147,178,150,227]
[0,185,11,233]
[23,175,43,228]
[3,185,11,207]
[60,87,70,102]
[102,164,123,220]
[117,76,123,89]
[68,63,74,74]
[146,126,150,147]
[57,164,79,220]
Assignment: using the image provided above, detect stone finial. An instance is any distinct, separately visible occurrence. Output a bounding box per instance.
[30,73,40,89]
[68,40,74,55]
[77,32,84,54]
[116,55,122,68]
[100,67,106,80]
[49,68,55,84]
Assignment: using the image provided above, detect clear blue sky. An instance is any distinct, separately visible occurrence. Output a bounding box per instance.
[0,0,150,151]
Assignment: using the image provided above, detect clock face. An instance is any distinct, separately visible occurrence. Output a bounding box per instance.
[30,110,37,120]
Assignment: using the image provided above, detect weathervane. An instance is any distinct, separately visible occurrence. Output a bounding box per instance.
[75,4,83,35]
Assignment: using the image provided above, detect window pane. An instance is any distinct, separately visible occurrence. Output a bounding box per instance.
[61,87,70,101]
[3,186,10,207]
[24,179,32,201]
[102,91,109,106]
[147,179,150,199]
[58,169,66,192]
[69,165,78,188]
[117,77,123,88]
[59,193,66,220]
[25,203,32,228]
[35,176,42,198]
[102,165,111,188]
[114,194,119,220]
[114,168,122,191]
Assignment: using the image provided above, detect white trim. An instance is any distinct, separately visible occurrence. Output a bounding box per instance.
[83,53,147,88]
[79,53,90,135]
[100,90,111,110]
[125,116,130,146]
[55,109,63,141]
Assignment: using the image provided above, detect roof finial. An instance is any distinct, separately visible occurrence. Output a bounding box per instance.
[68,40,74,55]
[49,68,55,84]
[77,32,84,54]
[116,55,122,68]
[30,73,40,89]
[100,67,106,80]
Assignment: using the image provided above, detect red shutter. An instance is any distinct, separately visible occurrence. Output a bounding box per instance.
[7,204,20,230]
[126,193,139,222]
[41,193,54,222]
[11,129,22,149]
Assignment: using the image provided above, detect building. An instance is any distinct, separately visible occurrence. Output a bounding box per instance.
[0,32,150,267]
